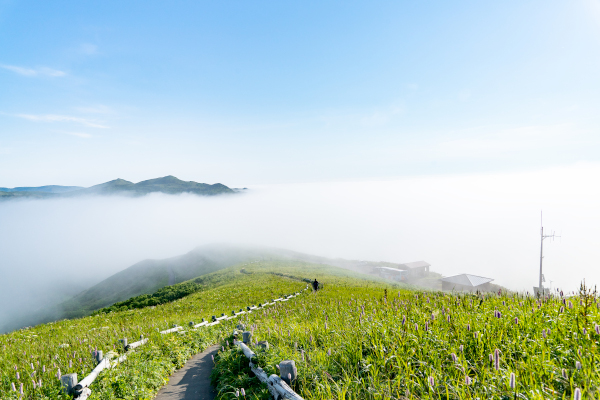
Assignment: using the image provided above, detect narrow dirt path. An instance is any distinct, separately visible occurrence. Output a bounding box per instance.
[154,344,220,400]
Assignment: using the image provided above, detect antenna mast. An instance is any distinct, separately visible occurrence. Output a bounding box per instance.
[537,211,559,296]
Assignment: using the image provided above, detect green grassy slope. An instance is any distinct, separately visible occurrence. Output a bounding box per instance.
[0,261,384,399]
[212,267,599,400]
[57,245,317,319]
[3,260,597,399]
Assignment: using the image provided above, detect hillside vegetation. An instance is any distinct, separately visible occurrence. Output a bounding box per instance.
[0,175,233,200]
[1,260,598,399]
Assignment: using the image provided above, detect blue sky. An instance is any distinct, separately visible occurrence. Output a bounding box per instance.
[1,0,599,187]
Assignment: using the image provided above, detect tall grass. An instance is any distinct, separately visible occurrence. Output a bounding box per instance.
[218,266,599,399]
[0,268,304,399]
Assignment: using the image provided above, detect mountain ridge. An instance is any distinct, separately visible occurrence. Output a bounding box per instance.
[0,175,235,199]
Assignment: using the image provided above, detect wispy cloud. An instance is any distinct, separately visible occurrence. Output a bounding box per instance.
[16,114,108,129]
[79,43,98,55]
[74,105,112,114]
[55,130,93,139]
[1,64,66,77]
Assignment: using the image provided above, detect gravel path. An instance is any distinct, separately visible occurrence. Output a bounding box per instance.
[154,344,220,400]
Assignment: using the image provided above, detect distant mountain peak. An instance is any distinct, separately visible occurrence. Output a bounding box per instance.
[1,176,235,199]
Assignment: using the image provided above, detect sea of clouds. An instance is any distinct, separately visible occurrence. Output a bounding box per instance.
[1,163,600,331]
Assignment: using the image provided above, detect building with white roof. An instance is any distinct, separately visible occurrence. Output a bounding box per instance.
[440,274,494,292]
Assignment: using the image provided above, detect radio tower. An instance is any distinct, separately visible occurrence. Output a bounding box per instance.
[536,211,559,296]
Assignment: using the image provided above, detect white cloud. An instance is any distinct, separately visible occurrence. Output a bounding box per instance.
[79,43,98,55]
[16,114,108,129]
[75,105,112,114]
[56,131,93,139]
[1,64,66,77]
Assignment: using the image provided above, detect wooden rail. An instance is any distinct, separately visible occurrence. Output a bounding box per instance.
[63,284,310,399]
[234,340,305,400]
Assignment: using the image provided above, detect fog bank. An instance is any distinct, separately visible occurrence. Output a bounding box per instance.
[1,163,599,331]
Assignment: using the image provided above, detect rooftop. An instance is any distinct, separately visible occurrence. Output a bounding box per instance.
[398,261,430,269]
[441,274,494,287]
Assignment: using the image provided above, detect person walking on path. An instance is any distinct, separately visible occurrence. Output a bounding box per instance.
[312,278,319,291]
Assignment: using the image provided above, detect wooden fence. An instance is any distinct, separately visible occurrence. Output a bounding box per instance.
[60,285,310,400]
[234,335,304,400]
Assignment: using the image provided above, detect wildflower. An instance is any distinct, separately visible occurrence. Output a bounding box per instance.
[562,369,567,379]
[560,306,564,313]
[509,373,516,389]
[16,372,19,380]
[222,346,224,352]
[42,366,45,373]
[583,328,587,335]
[465,376,471,385]
[447,315,451,322]
[402,316,406,325]
[459,345,464,352]
[542,330,547,339]
[596,324,600,335]
[474,332,479,339]
[20,383,23,395]
[467,324,470,331]
[11,382,16,391]
[276,364,280,370]
[38,379,42,387]
[576,361,582,370]
[415,323,418,331]
[494,349,500,370]
[425,322,429,332]
[451,353,457,363]
[288,373,292,381]
[428,376,435,387]
[32,379,36,389]
[568,301,573,309]
[235,390,239,398]
[327,349,331,356]
[574,388,581,400]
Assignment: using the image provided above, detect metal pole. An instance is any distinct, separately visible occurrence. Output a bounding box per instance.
[539,225,544,292]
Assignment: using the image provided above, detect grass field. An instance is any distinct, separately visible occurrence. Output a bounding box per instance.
[212,263,600,400]
[0,266,306,399]
[1,261,598,399]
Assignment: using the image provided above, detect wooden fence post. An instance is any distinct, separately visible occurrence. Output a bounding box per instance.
[242,331,252,344]
[257,341,269,350]
[93,350,103,364]
[61,373,78,394]
[279,360,297,385]
[119,338,128,351]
